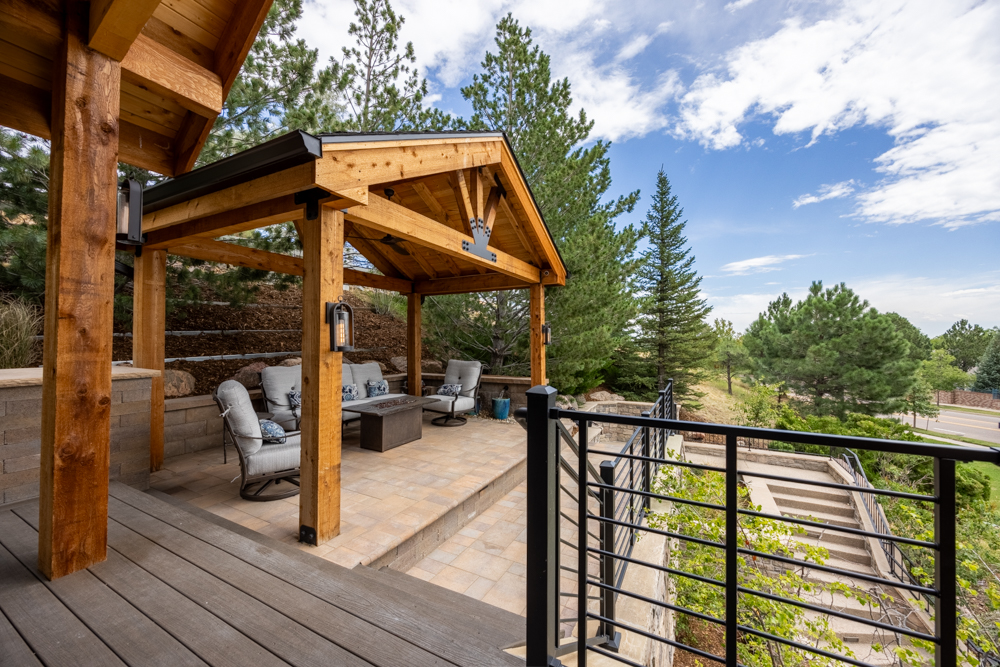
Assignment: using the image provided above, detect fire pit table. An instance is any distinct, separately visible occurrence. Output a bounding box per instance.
[349,396,441,452]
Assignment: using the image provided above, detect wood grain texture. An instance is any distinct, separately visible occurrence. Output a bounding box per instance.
[345,221,414,280]
[38,3,119,580]
[530,283,546,386]
[169,238,304,275]
[143,195,301,249]
[343,268,411,293]
[133,250,167,472]
[407,293,421,397]
[414,273,531,296]
[121,33,223,118]
[0,72,50,138]
[299,207,343,544]
[345,195,540,283]
[89,0,161,61]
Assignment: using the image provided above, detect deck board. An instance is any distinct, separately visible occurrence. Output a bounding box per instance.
[0,484,523,667]
[109,484,524,667]
[0,511,206,667]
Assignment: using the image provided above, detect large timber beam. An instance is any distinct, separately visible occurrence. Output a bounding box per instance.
[89,0,161,62]
[414,273,532,296]
[530,284,546,386]
[133,250,167,472]
[39,2,120,580]
[407,293,421,397]
[299,206,343,545]
[121,34,223,119]
[315,140,502,194]
[143,195,302,250]
[344,195,540,283]
[165,238,412,292]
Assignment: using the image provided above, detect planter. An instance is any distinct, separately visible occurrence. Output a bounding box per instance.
[492,397,511,420]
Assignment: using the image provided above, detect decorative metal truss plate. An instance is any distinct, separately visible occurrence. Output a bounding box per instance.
[462,217,497,262]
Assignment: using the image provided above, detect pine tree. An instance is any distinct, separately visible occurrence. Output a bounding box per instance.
[446,15,639,394]
[972,334,1000,392]
[328,0,449,132]
[631,168,712,401]
[712,319,750,395]
[940,319,994,372]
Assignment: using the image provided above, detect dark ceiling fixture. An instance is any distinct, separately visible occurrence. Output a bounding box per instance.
[379,234,410,255]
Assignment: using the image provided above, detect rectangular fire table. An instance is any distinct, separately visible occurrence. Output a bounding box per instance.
[349,396,441,452]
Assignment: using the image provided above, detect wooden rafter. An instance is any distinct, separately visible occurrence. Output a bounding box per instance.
[414,273,532,296]
[345,221,414,280]
[449,169,475,235]
[143,195,302,251]
[468,168,484,221]
[88,0,161,62]
[483,186,500,235]
[497,188,543,267]
[344,195,540,283]
[121,34,223,119]
[411,181,447,224]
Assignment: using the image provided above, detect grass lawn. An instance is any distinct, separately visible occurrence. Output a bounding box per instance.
[910,426,998,449]
[969,461,1000,499]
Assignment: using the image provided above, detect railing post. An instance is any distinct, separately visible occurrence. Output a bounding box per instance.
[725,432,739,666]
[599,460,621,651]
[641,411,651,510]
[659,388,668,457]
[935,458,957,667]
[525,385,562,667]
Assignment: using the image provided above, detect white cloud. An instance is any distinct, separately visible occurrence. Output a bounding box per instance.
[721,254,807,275]
[677,0,1000,228]
[724,0,759,13]
[792,180,855,208]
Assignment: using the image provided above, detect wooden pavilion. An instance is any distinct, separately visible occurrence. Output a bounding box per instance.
[0,0,565,580]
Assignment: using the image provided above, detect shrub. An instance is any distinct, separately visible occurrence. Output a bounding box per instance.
[0,296,41,368]
[354,288,406,320]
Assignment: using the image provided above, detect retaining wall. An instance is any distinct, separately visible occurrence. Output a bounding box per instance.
[590,401,655,442]
[0,367,156,506]
[935,389,1000,411]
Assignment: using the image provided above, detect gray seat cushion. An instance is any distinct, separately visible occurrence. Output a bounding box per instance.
[350,363,383,399]
[215,380,264,457]
[260,365,302,429]
[424,395,476,414]
[245,434,301,477]
[443,360,482,398]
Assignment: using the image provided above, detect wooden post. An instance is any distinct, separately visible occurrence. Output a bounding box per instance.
[132,250,166,471]
[407,293,421,396]
[299,206,343,545]
[39,1,121,580]
[530,283,546,386]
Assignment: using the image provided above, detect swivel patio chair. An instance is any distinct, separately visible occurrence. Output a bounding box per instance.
[214,379,301,501]
[423,360,483,426]
[260,365,302,430]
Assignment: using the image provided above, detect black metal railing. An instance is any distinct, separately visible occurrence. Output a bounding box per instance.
[521,384,1000,667]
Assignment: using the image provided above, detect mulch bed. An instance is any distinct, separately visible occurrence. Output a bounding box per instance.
[673,619,726,666]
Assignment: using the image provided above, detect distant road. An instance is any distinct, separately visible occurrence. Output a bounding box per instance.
[902,408,1000,446]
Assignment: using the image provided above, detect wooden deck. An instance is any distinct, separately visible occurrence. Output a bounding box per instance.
[0,483,525,667]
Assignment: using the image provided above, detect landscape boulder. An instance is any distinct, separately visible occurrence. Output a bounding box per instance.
[589,390,624,402]
[574,394,587,405]
[278,357,302,367]
[421,359,444,373]
[163,369,196,398]
[556,395,577,409]
[389,355,407,372]
[232,361,267,389]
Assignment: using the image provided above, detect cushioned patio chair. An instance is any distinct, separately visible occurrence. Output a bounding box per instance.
[214,379,301,501]
[423,360,483,426]
[260,365,301,430]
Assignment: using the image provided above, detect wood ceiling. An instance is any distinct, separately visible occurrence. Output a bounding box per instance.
[0,0,272,176]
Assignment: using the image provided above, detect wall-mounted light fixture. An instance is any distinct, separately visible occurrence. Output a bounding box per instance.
[116,179,144,246]
[326,299,355,352]
[541,323,552,345]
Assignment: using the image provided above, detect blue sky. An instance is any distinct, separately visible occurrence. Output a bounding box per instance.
[299,0,1000,336]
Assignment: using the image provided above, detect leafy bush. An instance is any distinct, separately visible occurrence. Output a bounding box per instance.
[0,296,41,368]
[355,288,406,320]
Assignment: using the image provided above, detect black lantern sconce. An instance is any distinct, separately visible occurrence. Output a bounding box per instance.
[541,323,552,345]
[326,299,355,352]
[116,179,144,246]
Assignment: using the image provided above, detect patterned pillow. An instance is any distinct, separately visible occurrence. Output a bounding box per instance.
[287,390,301,409]
[258,419,286,444]
[342,383,359,402]
[367,379,389,397]
[437,383,463,397]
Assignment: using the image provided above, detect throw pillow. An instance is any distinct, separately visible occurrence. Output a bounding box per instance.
[258,419,286,444]
[367,379,389,397]
[437,383,463,397]
[342,383,359,402]
[287,390,301,409]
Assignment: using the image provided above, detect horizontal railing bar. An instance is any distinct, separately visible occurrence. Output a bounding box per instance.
[737,547,938,596]
[591,514,726,549]
[738,508,938,549]
[552,408,1000,463]
[588,546,726,588]
[588,578,726,626]
[560,511,602,543]
[587,612,727,664]
[560,565,579,575]
[737,624,887,667]
[562,538,602,561]
[588,645,648,667]
[553,634,612,658]
[587,481,726,511]
[736,586,937,642]
[587,448,727,473]
[738,469,936,502]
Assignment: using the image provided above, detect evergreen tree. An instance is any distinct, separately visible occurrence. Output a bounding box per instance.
[0,130,49,303]
[972,334,1000,392]
[446,15,639,394]
[711,318,750,395]
[630,168,712,401]
[884,312,931,361]
[940,319,995,372]
[328,0,449,132]
[743,281,918,418]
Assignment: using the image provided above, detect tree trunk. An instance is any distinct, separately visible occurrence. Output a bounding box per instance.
[726,364,733,395]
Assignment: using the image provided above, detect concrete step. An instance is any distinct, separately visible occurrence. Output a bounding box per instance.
[766,482,852,505]
[779,507,861,530]
[771,493,857,519]
[793,533,872,566]
[792,524,868,550]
